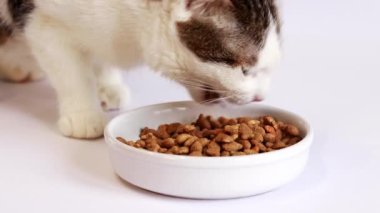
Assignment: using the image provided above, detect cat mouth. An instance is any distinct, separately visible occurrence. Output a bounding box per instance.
[184,82,224,104]
[200,84,222,104]
[202,90,221,103]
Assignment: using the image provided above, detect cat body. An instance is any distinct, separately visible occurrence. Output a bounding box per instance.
[0,0,281,139]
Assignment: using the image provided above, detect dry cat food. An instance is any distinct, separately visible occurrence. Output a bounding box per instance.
[116,114,303,157]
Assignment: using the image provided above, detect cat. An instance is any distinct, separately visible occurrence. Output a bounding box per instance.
[0,0,281,139]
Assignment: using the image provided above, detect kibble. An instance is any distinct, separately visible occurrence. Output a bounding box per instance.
[117,114,303,157]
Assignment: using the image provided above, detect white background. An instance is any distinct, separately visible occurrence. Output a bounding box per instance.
[1,0,379,212]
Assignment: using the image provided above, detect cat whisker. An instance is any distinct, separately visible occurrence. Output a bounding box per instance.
[175,80,229,94]
[174,77,229,92]
[176,76,211,85]
[198,95,234,105]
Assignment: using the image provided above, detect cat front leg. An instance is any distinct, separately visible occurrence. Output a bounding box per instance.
[25,16,105,139]
[94,65,130,111]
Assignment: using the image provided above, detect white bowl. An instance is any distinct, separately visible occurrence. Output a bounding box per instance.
[104,101,313,199]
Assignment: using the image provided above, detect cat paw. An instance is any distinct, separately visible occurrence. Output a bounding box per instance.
[98,84,130,111]
[58,110,106,139]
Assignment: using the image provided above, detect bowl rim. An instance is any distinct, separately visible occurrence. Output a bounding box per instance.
[104,101,314,168]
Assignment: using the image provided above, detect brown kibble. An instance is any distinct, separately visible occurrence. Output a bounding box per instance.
[157,124,170,139]
[275,129,283,142]
[118,114,303,157]
[145,136,160,146]
[224,124,239,135]
[198,138,210,147]
[133,143,142,148]
[264,133,276,143]
[288,137,302,145]
[183,124,196,133]
[214,133,235,143]
[189,151,203,156]
[174,125,185,134]
[139,127,149,136]
[116,137,134,146]
[281,137,290,144]
[253,133,264,143]
[237,117,251,124]
[176,134,192,144]
[239,123,254,139]
[226,118,238,125]
[161,138,175,149]
[265,142,274,148]
[278,121,287,130]
[273,142,286,149]
[140,128,157,138]
[252,141,267,152]
[146,143,160,152]
[251,145,260,153]
[183,136,198,147]
[222,142,243,152]
[264,125,276,134]
[158,148,168,153]
[244,149,258,155]
[202,129,223,138]
[140,132,155,140]
[221,151,231,156]
[258,143,267,152]
[253,126,266,135]
[264,125,275,134]
[231,151,246,156]
[247,119,260,128]
[231,134,239,140]
[218,116,230,126]
[167,123,181,135]
[241,140,252,149]
[140,134,148,140]
[136,140,146,148]
[168,146,180,154]
[227,118,238,125]
[206,142,221,156]
[287,125,300,136]
[209,117,223,129]
[190,141,203,152]
[192,129,204,138]
[196,114,212,130]
[179,146,190,154]
[263,116,278,129]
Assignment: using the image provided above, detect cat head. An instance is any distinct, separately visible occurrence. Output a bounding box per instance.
[154,0,281,104]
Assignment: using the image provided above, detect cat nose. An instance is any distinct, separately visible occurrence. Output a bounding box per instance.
[252,95,264,102]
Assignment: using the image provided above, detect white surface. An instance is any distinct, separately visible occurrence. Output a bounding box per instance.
[1,0,380,212]
[105,101,313,199]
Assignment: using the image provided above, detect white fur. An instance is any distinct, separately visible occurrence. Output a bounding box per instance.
[0,34,43,82]
[1,0,281,139]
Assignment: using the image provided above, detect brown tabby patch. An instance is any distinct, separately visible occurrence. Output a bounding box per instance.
[7,0,35,27]
[177,20,238,66]
[177,0,280,67]
[231,0,271,46]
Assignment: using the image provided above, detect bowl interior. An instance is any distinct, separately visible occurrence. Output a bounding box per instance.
[107,101,310,143]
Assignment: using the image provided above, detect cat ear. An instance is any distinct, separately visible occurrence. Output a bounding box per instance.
[186,0,233,16]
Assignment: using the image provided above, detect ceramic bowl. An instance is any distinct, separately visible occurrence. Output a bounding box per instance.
[104,101,313,199]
